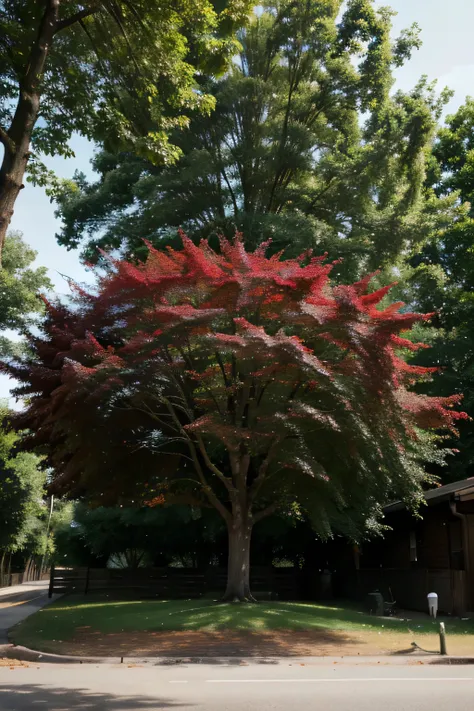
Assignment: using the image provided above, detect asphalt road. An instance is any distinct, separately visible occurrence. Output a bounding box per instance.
[1,661,474,710]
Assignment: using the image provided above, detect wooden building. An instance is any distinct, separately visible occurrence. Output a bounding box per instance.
[336,479,474,615]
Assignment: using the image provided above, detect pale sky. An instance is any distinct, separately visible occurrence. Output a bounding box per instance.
[2,0,474,403]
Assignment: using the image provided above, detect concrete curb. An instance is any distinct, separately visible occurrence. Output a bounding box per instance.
[2,643,474,666]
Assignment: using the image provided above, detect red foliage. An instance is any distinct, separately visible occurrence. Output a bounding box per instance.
[4,233,466,514]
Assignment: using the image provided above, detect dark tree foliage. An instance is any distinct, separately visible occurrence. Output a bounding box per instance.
[54,503,226,568]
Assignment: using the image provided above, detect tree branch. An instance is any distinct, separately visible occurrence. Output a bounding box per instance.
[252,502,279,524]
[309,177,337,211]
[160,492,213,508]
[0,125,15,154]
[195,435,236,494]
[214,350,230,387]
[249,438,281,503]
[55,6,99,34]
[121,401,174,432]
[266,56,299,212]
[220,167,239,216]
[187,440,232,523]
[162,397,232,523]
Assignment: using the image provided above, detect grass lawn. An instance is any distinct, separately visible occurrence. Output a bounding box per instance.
[11,596,474,657]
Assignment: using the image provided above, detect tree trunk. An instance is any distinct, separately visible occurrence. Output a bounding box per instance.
[6,552,12,585]
[223,521,254,602]
[0,551,5,588]
[0,0,60,262]
[27,557,35,582]
[0,146,30,256]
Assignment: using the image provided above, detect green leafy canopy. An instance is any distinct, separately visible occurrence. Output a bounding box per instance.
[0,0,252,166]
[52,0,452,284]
[0,232,52,358]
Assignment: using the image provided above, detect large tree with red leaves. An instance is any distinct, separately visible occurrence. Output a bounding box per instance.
[5,234,466,600]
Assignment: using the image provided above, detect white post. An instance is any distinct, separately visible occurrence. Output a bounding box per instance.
[427,592,438,619]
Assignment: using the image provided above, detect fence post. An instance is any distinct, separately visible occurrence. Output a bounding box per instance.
[84,566,90,595]
[48,564,55,598]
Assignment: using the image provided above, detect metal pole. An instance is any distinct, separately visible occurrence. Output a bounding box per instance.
[439,622,448,655]
[84,566,90,595]
[39,495,54,577]
[48,564,55,599]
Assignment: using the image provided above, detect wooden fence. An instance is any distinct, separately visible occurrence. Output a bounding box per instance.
[0,565,49,589]
[49,565,471,613]
[49,565,301,600]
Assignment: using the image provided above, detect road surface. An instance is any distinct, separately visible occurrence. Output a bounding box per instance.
[0,580,53,644]
[1,661,473,710]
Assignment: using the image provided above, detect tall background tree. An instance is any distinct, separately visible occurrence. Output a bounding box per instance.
[0,231,52,357]
[7,236,465,599]
[0,0,251,262]
[396,98,474,482]
[53,0,451,283]
[0,404,48,585]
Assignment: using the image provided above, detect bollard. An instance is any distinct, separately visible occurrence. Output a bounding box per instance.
[439,622,447,655]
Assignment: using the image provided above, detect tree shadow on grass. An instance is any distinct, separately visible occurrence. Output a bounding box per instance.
[136,599,410,634]
[52,626,360,658]
[16,595,433,640]
[0,683,188,710]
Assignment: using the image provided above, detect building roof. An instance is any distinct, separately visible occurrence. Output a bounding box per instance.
[385,477,474,513]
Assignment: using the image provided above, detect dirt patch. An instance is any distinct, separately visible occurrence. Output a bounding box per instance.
[0,657,30,667]
[32,628,399,657]
[39,628,363,657]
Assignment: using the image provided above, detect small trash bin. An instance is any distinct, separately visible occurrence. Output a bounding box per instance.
[366,591,384,616]
[320,570,332,599]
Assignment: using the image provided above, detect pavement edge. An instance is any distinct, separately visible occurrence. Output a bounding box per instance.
[2,643,474,666]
